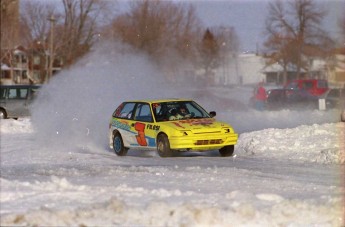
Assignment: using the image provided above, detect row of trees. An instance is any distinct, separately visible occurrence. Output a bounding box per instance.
[106,1,238,82]
[20,0,111,66]
[14,0,239,83]
[2,0,345,83]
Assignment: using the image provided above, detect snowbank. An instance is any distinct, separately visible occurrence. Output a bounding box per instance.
[0,118,33,134]
[237,123,345,164]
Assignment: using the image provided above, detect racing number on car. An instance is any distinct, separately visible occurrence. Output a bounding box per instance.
[134,122,147,146]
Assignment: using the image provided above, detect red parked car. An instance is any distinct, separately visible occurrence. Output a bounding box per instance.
[284,79,329,97]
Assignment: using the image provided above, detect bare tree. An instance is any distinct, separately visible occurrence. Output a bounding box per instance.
[110,0,201,63]
[211,26,239,83]
[18,0,112,83]
[60,0,110,66]
[1,0,20,84]
[19,1,56,47]
[339,14,345,44]
[198,29,220,85]
[212,26,238,56]
[1,0,19,50]
[264,0,333,82]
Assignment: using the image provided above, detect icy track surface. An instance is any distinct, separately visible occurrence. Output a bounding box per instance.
[1,118,344,226]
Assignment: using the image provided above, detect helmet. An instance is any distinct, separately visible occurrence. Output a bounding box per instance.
[169,108,177,115]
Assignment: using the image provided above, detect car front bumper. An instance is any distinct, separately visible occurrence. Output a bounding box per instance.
[168,133,238,151]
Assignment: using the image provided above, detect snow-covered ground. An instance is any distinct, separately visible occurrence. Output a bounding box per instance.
[1,117,344,226]
[1,42,344,226]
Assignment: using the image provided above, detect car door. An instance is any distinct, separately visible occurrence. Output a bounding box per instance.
[0,87,7,113]
[6,87,30,117]
[325,89,340,109]
[112,102,137,147]
[132,103,155,147]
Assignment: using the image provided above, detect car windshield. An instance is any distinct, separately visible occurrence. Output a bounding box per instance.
[152,101,210,122]
[286,82,298,89]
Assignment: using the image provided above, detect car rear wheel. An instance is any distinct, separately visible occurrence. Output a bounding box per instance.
[113,132,128,156]
[219,145,234,157]
[157,134,172,157]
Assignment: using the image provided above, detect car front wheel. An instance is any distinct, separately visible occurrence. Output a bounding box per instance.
[113,132,128,156]
[157,134,172,157]
[0,109,7,119]
[219,145,234,157]
[341,111,345,122]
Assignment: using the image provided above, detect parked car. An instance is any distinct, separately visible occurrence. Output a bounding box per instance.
[0,85,41,119]
[109,99,238,157]
[249,84,318,110]
[265,88,286,109]
[320,88,345,109]
[284,79,329,96]
[249,84,283,109]
[319,88,345,121]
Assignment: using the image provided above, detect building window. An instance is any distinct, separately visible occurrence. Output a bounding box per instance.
[33,56,40,65]
[22,56,27,63]
[22,71,28,79]
[33,71,41,81]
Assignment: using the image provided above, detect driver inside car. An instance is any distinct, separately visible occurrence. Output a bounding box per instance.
[169,106,191,120]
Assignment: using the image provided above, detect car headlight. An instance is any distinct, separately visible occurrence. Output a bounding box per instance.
[173,130,191,136]
[223,127,232,133]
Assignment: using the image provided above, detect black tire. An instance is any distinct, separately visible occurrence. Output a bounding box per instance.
[219,145,234,157]
[113,132,128,156]
[157,134,172,157]
[0,109,7,119]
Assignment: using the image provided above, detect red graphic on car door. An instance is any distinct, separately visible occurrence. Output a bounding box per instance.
[134,122,147,146]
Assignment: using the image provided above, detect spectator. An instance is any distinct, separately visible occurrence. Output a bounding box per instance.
[255,82,267,111]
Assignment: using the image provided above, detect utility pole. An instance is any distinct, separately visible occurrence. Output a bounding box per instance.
[47,15,55,83]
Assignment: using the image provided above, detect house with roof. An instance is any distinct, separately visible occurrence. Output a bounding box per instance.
[326,48,345,87]
[1,46,30,85]
[212,49,345,87]
[0,44,63,85]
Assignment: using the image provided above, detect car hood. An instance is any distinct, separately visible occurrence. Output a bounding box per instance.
[164,118,230,133]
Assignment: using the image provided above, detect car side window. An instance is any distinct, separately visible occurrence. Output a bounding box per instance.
[286,82,298,89]
[134,103,153,122]
[28,88,38,100]
[0,88,6,99]
[19,89,28,98]
[8,88,18,99]
[302,82,313,89]
[7,88,28,99]
[328,89,339,98]
[113,102,136,119]
[317,80,328,88]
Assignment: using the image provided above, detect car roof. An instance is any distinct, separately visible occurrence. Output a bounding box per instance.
[124,99,193,104]
[289,79,327,83]
[0,85,41,88]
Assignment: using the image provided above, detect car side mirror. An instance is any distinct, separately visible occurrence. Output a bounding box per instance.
[209,111,216,117]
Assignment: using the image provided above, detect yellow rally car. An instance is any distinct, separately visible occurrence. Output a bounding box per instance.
[109,99,238,157]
